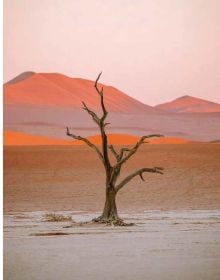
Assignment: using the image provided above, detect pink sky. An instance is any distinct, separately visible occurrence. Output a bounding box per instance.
[4,0,220,105]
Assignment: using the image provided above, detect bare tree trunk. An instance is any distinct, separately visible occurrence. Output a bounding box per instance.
[101,187,118,221]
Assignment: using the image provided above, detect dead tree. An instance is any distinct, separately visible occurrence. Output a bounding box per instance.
[66,73,164,224]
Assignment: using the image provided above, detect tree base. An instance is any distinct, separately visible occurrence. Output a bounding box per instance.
[92,215,134,226]
[63,217,134,228]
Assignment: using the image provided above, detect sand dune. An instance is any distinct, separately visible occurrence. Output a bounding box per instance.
[4,130,191,146]
[155,95,220,113]
[4,131,141,146]
[87,134,140,145]
[4,72,155,113]
[4,72,220,142]
[4,131,74,146]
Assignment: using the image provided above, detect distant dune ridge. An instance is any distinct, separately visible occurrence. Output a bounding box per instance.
[4,131,191,146]
[155,95,220,113]
[4,72,155,113]
[3,71,220,143]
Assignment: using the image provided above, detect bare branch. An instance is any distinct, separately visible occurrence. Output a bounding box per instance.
[94,72,108,120]
[118,147,132,161]
[82,101,100,125]
[108,145,120,161]
[116,134,163,167]
[93,73,111,168]
[95,72,102,91]
[103,122,110,127]
[115,167,164,192]
[66,127,103,162]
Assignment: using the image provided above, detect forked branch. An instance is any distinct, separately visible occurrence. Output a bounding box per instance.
[115,167,164,192]
[66,73,111,168]
[116,134,163,167]
[108,145,120,161]
[66,127,103,162]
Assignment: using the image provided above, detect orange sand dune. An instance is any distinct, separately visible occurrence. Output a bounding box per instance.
[156,95,220,113]
[4,72,155,113]
[4,131,140,146]
[4,131,75,146]
[4,131,191,146]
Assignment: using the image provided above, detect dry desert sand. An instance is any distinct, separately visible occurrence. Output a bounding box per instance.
[4,143,220,280]
[5,143,220,212]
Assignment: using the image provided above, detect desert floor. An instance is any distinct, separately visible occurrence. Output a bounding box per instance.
[4,144,220,212]
[4,144,220,280]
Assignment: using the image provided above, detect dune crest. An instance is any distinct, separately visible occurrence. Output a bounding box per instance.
[6,71,35,85]
[155,95,220,113]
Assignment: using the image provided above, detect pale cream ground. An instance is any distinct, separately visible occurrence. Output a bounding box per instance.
[4,144,220,280]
